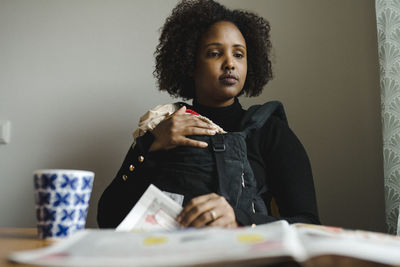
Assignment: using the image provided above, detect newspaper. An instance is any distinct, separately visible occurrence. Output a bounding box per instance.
[9,221,302,266]
[116,184,182,232]
[9,221,400,266]
[8,184,400,266]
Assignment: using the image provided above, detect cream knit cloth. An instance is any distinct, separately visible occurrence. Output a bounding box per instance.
[132,103,226,147]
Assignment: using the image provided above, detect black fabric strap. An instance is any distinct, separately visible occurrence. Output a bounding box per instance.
[211,134,230,203]
[257,184,268,196]
[240,101,286,137]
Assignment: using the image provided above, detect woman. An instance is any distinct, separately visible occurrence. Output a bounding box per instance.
[97,0,320,228]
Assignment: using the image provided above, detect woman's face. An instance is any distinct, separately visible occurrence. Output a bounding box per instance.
[193,21,247,107]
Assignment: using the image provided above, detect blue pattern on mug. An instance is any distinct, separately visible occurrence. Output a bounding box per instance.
[78,208,88,221]
[61,209,75,221]
[74,193,86,206]
[34,170,94,239]
[38,192,51,205]
[56,224,69,237]
[53,192,70,207]
[61,175,78,190]
[39,224,53,238]
[82,176,93,190]
[43,207,56,221]
[34,174,40,189]
[42,174,57,190]
[36,208,42,221]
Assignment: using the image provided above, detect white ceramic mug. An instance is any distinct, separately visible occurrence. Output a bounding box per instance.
[33,169,94,239]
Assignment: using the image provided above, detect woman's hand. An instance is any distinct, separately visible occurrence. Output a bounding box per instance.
[149,106,218,151]
[177,193,238,228]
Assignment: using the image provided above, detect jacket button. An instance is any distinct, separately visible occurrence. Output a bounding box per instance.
[122,174,128,181]
[129,165,135,171]
[138,156,144,163]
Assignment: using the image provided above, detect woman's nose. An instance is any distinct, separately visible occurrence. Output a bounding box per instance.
[222,56,235,71]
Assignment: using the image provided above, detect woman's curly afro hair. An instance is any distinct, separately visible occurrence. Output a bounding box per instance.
[154,0,273,100]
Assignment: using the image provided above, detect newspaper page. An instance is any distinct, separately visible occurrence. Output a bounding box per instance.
[294,223,400,266]
[116,184,182,232]
[9,221,302,266]
[8,183,400,266]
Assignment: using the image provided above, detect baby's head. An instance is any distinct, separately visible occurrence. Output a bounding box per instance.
[154,0,272,102]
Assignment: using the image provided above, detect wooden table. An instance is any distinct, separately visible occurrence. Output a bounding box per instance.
[0,228,53,267]
[0,227,395,267]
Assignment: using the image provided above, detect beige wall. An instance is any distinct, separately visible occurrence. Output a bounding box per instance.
[0,0,385,232]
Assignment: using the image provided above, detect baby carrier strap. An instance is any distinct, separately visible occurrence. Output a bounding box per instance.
[210,132,247,208]
[209,101,286,208]
[209,101,287,210]
[240,101,287,135]
[210,134,230,201]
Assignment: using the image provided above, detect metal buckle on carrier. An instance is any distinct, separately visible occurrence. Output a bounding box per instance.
[213,144,225,152]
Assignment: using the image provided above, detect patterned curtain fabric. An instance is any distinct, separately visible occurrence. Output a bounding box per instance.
[376,0,400,235]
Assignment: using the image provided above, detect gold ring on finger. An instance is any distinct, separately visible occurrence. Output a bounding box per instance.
[210,210,217,221]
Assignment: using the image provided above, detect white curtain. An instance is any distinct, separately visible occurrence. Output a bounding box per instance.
[376,0,400,235]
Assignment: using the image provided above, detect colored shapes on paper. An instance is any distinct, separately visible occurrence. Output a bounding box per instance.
[143,236,168,246]
[237,234,264,244]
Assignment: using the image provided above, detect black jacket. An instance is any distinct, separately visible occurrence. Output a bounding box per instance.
[97,100,320,228]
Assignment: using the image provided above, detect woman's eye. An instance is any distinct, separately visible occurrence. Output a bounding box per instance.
[234,53,244,58]
[207,51,220,57]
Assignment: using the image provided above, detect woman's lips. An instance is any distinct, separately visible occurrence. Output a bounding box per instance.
[219,74,238,85]
[220,77,238,85]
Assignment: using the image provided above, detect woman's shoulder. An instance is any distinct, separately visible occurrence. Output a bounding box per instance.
[243,101,293,150]
[241,101,287,131]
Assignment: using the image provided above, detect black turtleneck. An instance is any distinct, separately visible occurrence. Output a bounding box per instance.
[97,99,320,228]
[192,97,245,132]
